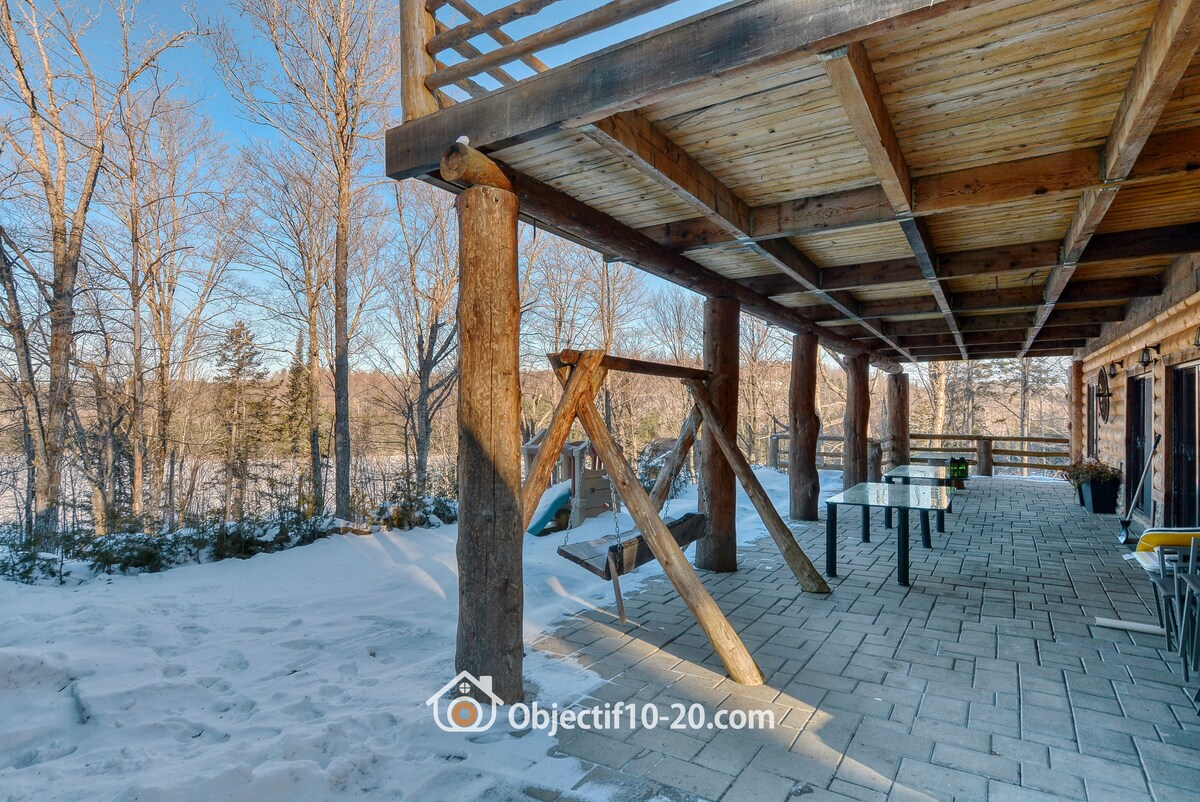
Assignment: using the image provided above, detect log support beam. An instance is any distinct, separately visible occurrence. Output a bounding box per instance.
[790,332,821,521]
[887,372,910,469]
[698,296,740,572]
[843,353,870,488]
[1068,360,1084,463]
[454,176,524,704]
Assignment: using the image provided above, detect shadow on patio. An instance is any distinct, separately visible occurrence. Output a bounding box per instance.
[530,477,1200,802]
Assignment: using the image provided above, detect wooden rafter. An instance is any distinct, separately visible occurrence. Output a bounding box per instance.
[583,110,917,361]
[635,125,1200,252]
[734,222,1197,299]
[1020,0,1200,356]
[435,142,903,372]
[820,43,966,359]
[806,276,1159,322]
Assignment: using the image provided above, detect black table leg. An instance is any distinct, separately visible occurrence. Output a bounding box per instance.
[826,502,837,577]
[884,476,893,528]
[937,508,946,533]
[920,510,932,548]
[862,506,871,542]
[897,508,910,586]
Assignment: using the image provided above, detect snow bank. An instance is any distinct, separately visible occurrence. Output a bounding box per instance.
[0,468,841,801]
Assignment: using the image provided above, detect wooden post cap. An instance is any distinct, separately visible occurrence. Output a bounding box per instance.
[441,141,514,192]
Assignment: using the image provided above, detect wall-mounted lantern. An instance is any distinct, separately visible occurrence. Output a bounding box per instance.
[1107,361,1121,378]
[1139,343,1161,367]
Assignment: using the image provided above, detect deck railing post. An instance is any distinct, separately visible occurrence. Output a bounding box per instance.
[977,438,994,476]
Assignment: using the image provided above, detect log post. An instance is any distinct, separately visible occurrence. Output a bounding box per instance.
[1068,359,1084,462]
[697,296,739,572]
[868,439,883,482]
[454,175,524,703]
[976,438,994,476]
[401,0,440,121]
[790,332,820,521]
[843,352,870,488]
[886,372,910,469]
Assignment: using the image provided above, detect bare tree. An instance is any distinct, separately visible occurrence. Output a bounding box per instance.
[376,180,458,495]
[0,0,187,539]
[209,0,399,519]
[240,144,335,513]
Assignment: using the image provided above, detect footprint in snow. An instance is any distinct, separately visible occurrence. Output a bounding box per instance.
[279,638,324,651]
[282,697,324,721]
[161,664,186,678]
[220,652,249,673]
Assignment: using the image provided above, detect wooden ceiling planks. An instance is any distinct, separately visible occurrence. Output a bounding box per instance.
[868,0,1157,175]
[390,0,1200,365]
[926,194,1081,254]
[790,221,913,269]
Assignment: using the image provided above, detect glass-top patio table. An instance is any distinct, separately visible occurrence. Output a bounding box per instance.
[826,482,953,586]
[883,465,960,530]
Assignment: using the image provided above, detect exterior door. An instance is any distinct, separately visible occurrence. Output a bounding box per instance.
[1171,365,1199,527]
[1127,375,1153,515]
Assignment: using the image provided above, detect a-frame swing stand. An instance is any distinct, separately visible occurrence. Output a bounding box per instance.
[522,348,830,686]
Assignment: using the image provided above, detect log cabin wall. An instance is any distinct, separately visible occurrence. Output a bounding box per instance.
[1080,254,1200,524]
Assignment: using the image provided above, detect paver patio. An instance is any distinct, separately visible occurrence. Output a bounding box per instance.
[528,477,1200,802]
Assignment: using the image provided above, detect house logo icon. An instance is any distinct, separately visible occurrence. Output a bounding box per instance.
[426,671,503,732]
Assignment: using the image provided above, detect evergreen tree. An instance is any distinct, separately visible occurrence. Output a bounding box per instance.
[215,322,272,520]
[281,333,310,457]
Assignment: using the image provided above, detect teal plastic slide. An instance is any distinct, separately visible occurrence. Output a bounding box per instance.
[527,481,572,536]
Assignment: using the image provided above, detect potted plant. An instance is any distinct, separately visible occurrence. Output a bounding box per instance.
[1062,461,1087,506]
[1062,459,1122,514]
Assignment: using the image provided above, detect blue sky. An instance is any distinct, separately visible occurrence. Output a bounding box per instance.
[124,0,731,151]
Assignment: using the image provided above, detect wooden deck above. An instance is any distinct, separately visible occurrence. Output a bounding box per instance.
[389,0,1200,366]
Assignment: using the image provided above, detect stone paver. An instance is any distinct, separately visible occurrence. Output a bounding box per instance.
[533,477,1200,800]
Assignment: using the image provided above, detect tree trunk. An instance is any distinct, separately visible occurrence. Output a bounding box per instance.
[455,184,524,704]
[697,296,739,572]
[789,332,820,521]
[929,361,948,435]
[308,320,324,515]
[34,249,77,544]
[415,372,432,495]
[843,353,870,488]
[333,169,352,520]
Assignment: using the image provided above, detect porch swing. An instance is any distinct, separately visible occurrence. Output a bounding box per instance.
[520,349,829,682]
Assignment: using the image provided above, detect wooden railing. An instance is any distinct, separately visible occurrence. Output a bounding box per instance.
[768,432,1069,476]
[769,435,886,480]
[415,0,675,101]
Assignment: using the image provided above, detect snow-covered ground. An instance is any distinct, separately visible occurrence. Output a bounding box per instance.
[0,469,842,802]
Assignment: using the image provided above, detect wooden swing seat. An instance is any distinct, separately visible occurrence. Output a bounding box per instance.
[557,513,706,580]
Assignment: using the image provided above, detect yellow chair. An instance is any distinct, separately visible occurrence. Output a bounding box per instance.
[1137,528,1200,552]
